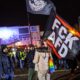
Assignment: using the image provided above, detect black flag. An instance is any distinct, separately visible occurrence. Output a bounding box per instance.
[45,14,80,59]
[42,8,56,39]
[26,0,56,15]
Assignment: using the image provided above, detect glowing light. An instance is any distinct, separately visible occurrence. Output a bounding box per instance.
[69,30,76,35]
[15,41,23,46]
[56,15,80,37]
[0,28,12,40]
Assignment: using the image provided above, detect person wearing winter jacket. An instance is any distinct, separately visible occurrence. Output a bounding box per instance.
[26,44,36,80]
[33,41,51,80]
[0,45,14,80]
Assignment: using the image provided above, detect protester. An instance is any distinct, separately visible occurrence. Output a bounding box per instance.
[0,45,14,80]
[33,40,51,80]
[8,48,15,67]
[66,51,78,73]
[11,47,17,64]
[26,44,36,80]
[19,48,26,70]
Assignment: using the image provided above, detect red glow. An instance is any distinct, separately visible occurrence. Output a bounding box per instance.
[46,40,61,59]
[56,15,80,37]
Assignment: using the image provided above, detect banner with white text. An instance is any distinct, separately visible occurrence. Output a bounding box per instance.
[46,15,80,59]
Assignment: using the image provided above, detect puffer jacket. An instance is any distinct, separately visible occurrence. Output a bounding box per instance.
[33,50,50,74]
[0,52,14,79]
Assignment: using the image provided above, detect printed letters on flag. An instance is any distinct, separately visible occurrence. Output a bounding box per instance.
[45,14,80,59]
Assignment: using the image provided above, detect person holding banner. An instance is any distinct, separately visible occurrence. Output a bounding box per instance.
[43,40,55,74]
[33,40,54,80]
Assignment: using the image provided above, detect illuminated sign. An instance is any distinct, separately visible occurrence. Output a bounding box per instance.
[0,26,40,45]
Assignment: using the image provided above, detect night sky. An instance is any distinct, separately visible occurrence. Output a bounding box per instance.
[0,0,80,30]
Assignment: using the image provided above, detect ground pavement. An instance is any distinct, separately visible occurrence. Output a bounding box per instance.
[14,68,70,80]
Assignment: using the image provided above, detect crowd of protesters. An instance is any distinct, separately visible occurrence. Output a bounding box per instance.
[0,40,80,80]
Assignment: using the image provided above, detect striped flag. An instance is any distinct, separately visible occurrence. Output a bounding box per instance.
[49,57,55,73]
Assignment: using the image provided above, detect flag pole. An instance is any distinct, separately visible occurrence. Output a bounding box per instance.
[26,0,32,44]
[27,12,32,45]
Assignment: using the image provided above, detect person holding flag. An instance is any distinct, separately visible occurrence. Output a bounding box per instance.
[33,40,55,80]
